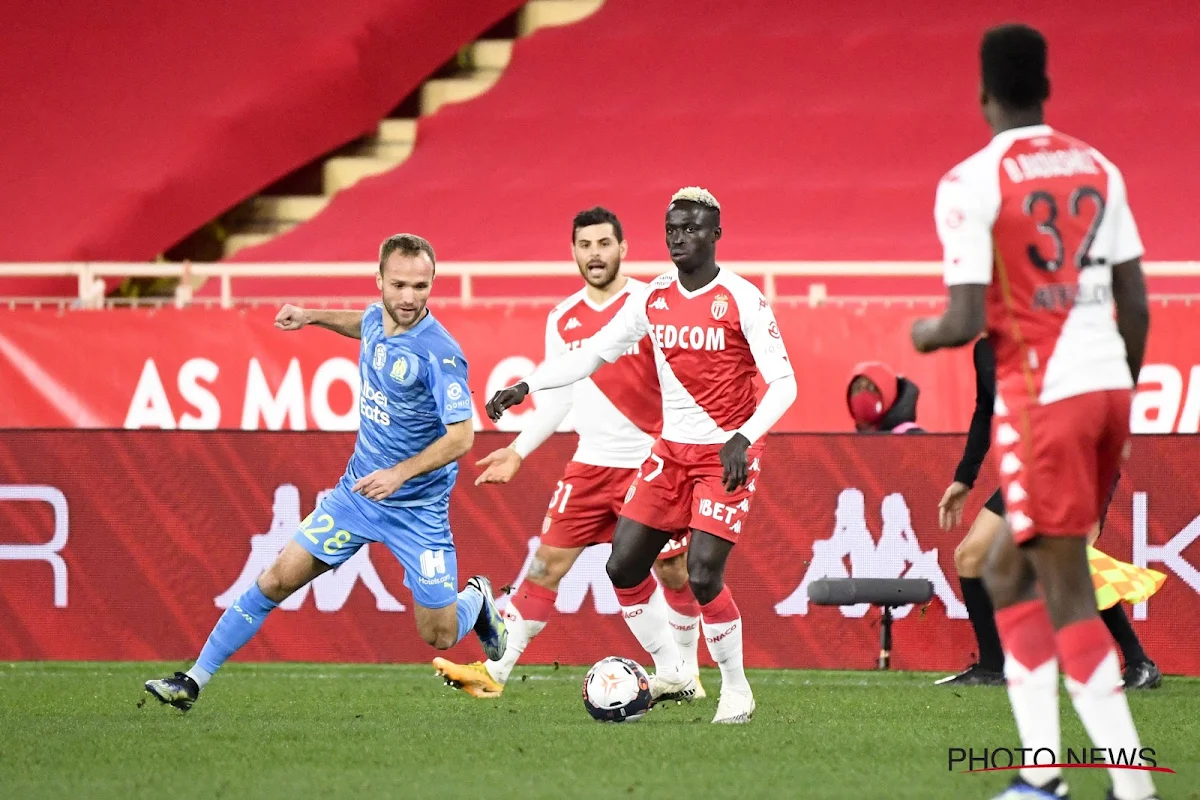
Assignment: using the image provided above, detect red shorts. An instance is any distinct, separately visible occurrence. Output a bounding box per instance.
[619,438,765,544]
[541,461,686,560]
[993,389,1131,543]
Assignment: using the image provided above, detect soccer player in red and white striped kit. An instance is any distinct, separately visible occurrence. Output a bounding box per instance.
[489,188,798,723]
[433,206,707,698]
[912,25,1158,800]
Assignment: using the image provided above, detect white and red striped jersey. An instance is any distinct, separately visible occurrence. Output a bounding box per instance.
[535,279,661,468]
[938,125,1143,410]
[586,268,794,445]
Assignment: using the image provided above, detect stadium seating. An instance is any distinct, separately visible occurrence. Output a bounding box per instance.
[0,0,527,297]
[229,0,1199,278]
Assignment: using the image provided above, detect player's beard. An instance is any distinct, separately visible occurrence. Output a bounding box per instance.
[384,298,425,329]
[580,258,620,289]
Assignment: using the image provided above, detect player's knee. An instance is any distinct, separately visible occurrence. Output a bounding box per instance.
[652,555,689,591]
[982,554,1031,610]
[430,628,458,650]
[418,619,457,650]
[687,567,723,607]
[257,566,302,602]
[605,551,640,590]
[954,537,985,577]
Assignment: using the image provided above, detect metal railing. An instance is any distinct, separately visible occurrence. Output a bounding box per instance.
[1,260,1198,310]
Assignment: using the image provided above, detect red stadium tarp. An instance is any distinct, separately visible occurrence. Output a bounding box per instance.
[0,0,525,265]
[234,0,1200,264]
[2,303,1199,433]
[0,431,1196,674]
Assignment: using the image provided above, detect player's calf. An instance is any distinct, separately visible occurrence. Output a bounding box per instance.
[525,544,579,593]
[1025,537,1096,630]
[1026,537,1156,800]
[143,546,321,709]
[655,554,705,697]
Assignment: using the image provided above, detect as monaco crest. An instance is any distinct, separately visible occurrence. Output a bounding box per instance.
[710,293,729,320]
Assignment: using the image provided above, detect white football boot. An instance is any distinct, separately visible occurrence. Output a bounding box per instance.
[711,688,755,724]
[648,671,698,705]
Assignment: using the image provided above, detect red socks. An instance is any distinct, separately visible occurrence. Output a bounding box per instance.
[509,580,556,623]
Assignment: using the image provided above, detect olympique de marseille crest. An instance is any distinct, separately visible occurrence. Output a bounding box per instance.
[711,293,729,320]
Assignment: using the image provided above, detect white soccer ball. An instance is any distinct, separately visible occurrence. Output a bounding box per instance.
[582,656,653,722]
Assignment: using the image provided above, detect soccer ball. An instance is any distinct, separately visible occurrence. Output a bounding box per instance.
[582,656,653,722]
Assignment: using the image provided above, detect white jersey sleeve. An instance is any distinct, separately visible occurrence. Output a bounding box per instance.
[740,292,794,384]
[585,286,650,363]
[510,310,574,459]
[1090,152,1144,266]
[937,160,1000,287]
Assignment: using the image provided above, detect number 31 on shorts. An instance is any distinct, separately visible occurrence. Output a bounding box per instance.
[299,511,352,556]
[548,481,573,514]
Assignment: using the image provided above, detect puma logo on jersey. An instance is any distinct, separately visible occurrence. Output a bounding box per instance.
[650,324,725,351]
[563,317,582,330]
[442,356,457,367]
[649,297,670,311]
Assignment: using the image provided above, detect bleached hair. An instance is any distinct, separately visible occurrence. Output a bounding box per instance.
[670,186,720,210]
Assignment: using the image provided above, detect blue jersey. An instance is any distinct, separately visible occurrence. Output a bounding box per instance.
[343,304,473,506]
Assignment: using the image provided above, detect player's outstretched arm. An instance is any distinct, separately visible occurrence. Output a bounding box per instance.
[485,350,603,422]
[486,291,645,421]
[1111,257,1150,384]
[476,391,572,485]
[275,304,364,339]
[353,419,474,501]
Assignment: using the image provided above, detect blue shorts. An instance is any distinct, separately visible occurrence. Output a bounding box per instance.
[293,481,458,609]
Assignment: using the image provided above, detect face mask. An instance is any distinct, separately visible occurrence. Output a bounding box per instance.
[849,389,885,425]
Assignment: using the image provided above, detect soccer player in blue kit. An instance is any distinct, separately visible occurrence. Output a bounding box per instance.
[145,234,507,711]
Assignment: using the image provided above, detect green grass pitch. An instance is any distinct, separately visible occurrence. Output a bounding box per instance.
[1,662,1196,799]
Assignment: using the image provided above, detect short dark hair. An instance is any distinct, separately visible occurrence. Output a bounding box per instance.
[981,24,1050,110]
[379,233,436,274]
[572,207,624,243]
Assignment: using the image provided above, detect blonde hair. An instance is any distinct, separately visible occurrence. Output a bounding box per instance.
[670,186,720,210]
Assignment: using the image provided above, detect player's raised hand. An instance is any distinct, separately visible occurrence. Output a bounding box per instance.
[474,447,523,485]
[275,303,310,331]
[938,481,970,531]
[353,466,408,501]
[485,382,530,421]
[719,432,751,492]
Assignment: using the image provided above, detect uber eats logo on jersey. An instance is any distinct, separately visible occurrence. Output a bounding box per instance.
[360,380,390,426]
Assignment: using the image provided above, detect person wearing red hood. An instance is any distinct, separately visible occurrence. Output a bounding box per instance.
[846,361,923,434]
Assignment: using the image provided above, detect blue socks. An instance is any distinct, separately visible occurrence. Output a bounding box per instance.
[190,582,279,686]
[454,585,484,644]
[187,581,481,688]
